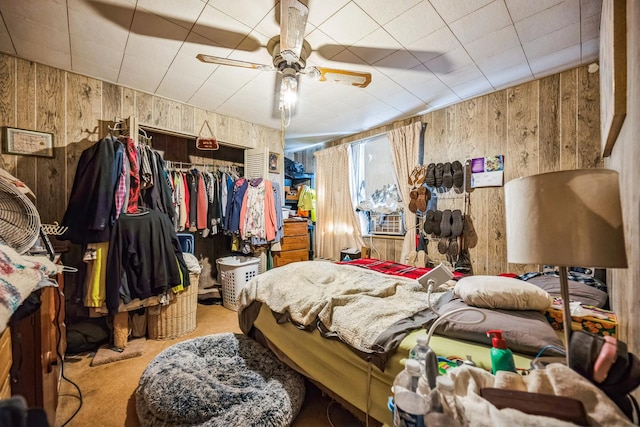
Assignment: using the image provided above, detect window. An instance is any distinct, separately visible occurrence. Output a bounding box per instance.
[350,135,404,235]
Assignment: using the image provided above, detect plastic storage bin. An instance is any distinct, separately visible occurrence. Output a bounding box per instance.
[176,233,194,254]
[216,256,260,311]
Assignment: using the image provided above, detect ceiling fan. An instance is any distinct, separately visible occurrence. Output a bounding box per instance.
[196,0,372,121]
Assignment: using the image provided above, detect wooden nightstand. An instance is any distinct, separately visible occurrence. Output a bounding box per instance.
[273,219,309,267]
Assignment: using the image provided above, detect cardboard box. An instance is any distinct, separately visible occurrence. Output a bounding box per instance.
[543,297,618,338]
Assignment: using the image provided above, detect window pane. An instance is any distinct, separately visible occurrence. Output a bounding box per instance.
[352,135,404,235]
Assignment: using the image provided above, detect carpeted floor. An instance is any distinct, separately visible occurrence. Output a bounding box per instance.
[54,302,366,427]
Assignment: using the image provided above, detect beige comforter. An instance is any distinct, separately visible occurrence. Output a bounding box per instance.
[238,261,432,354]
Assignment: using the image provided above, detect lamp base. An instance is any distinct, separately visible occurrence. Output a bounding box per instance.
[559,266,572,366]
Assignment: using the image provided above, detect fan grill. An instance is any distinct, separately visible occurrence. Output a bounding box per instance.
[0,178,41,254]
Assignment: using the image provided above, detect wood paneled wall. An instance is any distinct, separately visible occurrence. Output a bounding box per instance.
[307,65,602,276]
[0,53,281,226]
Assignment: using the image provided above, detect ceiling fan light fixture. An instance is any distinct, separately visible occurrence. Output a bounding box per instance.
[280,75,298,112]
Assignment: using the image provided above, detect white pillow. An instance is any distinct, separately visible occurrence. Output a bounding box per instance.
[453,275,553,310]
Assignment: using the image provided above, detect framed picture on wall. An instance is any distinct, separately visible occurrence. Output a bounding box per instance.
[269,152,280,173]
[2,126,54,158]
[599,0,627,157]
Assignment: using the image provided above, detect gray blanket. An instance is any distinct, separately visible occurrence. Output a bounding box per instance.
[238,261,437,370]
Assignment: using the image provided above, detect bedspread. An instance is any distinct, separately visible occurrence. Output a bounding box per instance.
[239,261,438,370]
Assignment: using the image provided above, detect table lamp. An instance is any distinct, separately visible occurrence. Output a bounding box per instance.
[504,169,627,366]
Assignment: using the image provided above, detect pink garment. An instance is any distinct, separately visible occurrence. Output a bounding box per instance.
[263,180,276,241]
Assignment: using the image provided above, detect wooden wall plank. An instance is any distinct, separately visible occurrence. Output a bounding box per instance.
[14,59,37,190]
[122,87,135,118]
[0,55,17,174]
[486,91,508,275]
[35,64,65,223]
[181,104,194,134]
[506,81,540,274]
[468,97,489,275]
[560,68,578,170]
[65,73,102,204]
[153,97,170,129]
[539,74,561,173]
[577,67,603,169]
[136,91,153,124]
[102,82,122,127]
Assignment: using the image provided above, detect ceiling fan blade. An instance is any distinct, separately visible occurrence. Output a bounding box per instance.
[196,54,275,71]
[302,67,372,88]
[279,0,309,65]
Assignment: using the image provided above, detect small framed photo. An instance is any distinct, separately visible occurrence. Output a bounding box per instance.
[269,152,280,173]
[2,126,54,158]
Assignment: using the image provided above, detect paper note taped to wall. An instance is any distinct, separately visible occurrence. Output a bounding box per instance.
[471,155,504,188]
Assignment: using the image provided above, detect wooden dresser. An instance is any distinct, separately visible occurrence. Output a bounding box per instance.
[273,219,309,267]
[0,327,11,399]
[10,269,65,426]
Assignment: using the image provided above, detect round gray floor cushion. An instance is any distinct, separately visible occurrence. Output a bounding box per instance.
[135,333,305,426]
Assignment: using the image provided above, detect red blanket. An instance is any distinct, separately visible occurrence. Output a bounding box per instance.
[337,258,465,280]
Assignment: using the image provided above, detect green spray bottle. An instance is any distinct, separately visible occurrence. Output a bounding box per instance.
[487,330,516,374]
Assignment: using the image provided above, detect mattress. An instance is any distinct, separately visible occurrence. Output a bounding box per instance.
[252,303,533,426]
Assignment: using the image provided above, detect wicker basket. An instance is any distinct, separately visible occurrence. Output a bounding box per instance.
[147,273,199,340]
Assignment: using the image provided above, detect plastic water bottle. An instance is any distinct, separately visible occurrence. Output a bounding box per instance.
[408,335,430,372]
[392,360,425,427]
[393,359,421,392]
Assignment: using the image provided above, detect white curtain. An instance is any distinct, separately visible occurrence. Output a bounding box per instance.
[387,122,422,263]
[315,145,365,260]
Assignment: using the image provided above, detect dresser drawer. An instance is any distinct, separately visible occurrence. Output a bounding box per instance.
[284,220,308,236]
[0,328,11,399]
[280,234,309,251]
[273,249,309,267]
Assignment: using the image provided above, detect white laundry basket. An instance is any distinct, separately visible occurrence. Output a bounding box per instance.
[216,256,260,311]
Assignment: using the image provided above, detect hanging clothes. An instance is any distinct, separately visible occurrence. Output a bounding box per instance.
[105,209,189,314]
[60,135,119,244]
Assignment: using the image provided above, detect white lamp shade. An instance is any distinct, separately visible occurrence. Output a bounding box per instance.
[505,169,627,268]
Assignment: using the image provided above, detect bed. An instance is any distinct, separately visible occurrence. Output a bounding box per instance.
[237,259,600,426]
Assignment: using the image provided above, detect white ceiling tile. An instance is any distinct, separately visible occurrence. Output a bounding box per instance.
[373,50,421,77]
[581,12,600,42]
[476,46,527,75]
[581,39,599,63]
[409,77,454,103]
[515,1,579,44]
[424,46,473,74]
[450,77,493,99]
[317,2,379,47]
[1,0,68,33]
[384,1,445,47]
[353,0,422,25]
[4,16,70,66]
[206,1,275,29]
[137,0,207,31]
[580,0,602,19]
[465,25,520,61]
[67,0,136,15]
[523,22,580,59]
[72,55,120,83]
[349,28,403,65]
[306,0,350,28]
[529,45,581,77]
[193,3,254,50]
[118,61,166,93]
[406,26,461,63]
[504,0,564,23]
[429,0,494,23]
[391,64,437,89]
[0,17,15,55]
[303,28,343,66]
[449,1,511,44]
[486,63,534,89]
[438,64,484,87]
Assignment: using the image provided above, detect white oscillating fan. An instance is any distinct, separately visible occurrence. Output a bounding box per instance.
[0,177,42,254]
